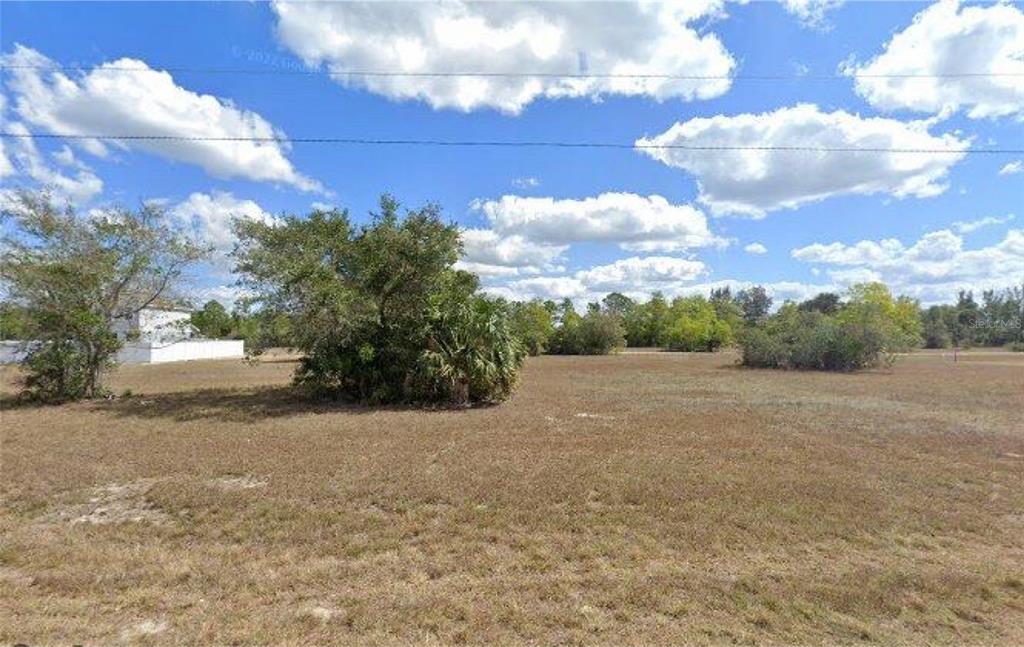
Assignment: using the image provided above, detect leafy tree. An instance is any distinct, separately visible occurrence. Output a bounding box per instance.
[737,285,772,326]
[922,306,951,349]
[602,292,636,318]
[509,299,554,356]
[622,291,672,347]
[709,286,743,331]
[665,295,734,352]
[739,283,923,371]
[0,302,32,340]
[549,306,625,355]
[799,292,842,315]
[234,195,525,405]
[953,290,980,346]
[839,282,922,351]
[0,191,205,401]
[191,300,233,338]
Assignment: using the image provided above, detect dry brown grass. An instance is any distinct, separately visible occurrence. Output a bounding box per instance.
[1,350,1022,645]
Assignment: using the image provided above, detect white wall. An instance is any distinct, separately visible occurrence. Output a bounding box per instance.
[0,341,29,364]
[0,339,244,365]
[139,339,244,364]
[138,309,193,342]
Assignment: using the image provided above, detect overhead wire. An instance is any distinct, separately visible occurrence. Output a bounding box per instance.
[1,132,1017,155]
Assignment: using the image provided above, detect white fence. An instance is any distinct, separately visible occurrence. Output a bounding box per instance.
[0,339,244,365]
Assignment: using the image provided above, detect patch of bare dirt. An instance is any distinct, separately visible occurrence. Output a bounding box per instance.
[208,475,268,491]
[37,479,169,526]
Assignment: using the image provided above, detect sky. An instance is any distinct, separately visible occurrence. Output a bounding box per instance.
[1,0,1022,308]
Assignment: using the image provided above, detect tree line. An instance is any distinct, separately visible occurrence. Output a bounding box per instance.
[2,190,1021,404]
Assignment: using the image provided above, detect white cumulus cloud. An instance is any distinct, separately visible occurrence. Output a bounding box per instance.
[636,103,968,217]
[791,228,1024,303]
[744,242,768,254]
[473,192,725,252]
[848,0,1024,120]
[494,255,707,303]
[951,214,1015,234]
[999,160,1023,176]
[2,45,319,191]
[459,228,566,277]
[271,1,735,114]
[781,0,845,27]
[2,121,103,204]
[170,192,277,268]
[461,192,724,277]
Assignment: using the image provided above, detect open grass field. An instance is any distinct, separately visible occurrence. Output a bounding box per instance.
[1,350,1022,645]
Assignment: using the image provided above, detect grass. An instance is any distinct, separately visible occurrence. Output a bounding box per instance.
[1,350,1022,645]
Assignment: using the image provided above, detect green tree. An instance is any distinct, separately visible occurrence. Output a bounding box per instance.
[739,283,924,372]
[737,285,772,326]
[922,306,952,348]
[798,292,842,315]
[0,191,205,401]
[622,292,672,347]
[549,308,625,355]
[839,282,922,351]
[234,195,525,404]
[191,300,233,338]
[510,299,554,356]
[665,295,734,352]
[0,302,32,340]
[602,292,636,319]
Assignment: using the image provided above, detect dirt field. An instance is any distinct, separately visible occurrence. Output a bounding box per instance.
[1,350,1022,645]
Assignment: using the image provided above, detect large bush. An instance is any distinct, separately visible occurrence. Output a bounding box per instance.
[548,303,625,355]
[235,196,525,405]
[665,296,734,352]
[738,283,922,371]
[509,299,554,356]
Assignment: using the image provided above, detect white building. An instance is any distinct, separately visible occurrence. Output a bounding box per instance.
[1,306,244,365]
[113,305,195,343]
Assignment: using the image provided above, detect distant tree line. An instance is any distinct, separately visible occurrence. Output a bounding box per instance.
[920,287,1024,350]
[498,281,1023,370]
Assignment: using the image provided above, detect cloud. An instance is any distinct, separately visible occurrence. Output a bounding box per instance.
[847,0,1024,120]
[193,283,254,309]
[492,255,707,303]
[511,176,540,189]
[473,192,725,252]
[2,45,319,191]
[169,192,277,267]
[791,228,1024,303]
[744,242,768,255]
[781,0,845,27]
[459,228,567,277]
[271,1,735,113]
[636,104,968,217]
[951,214,1015,234]
[999,160,1023,176]
[2,121,103,204]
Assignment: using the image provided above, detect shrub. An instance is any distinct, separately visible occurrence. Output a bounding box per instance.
[738,284,919,372]
[665,296,734,352]
[235,196,526,405]
[510,300,554,356]
[737,328,788,368]
[549,309,625,355]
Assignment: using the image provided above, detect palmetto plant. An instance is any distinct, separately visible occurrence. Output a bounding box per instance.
[420,298,526,405]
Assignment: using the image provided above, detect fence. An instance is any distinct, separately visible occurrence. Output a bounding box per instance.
[0,339,244,365]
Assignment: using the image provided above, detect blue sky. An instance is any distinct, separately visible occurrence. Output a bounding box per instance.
[2,1,1022,307]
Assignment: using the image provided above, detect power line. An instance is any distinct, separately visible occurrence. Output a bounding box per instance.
[2,63,1021,81]
[2,131,1015,154]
